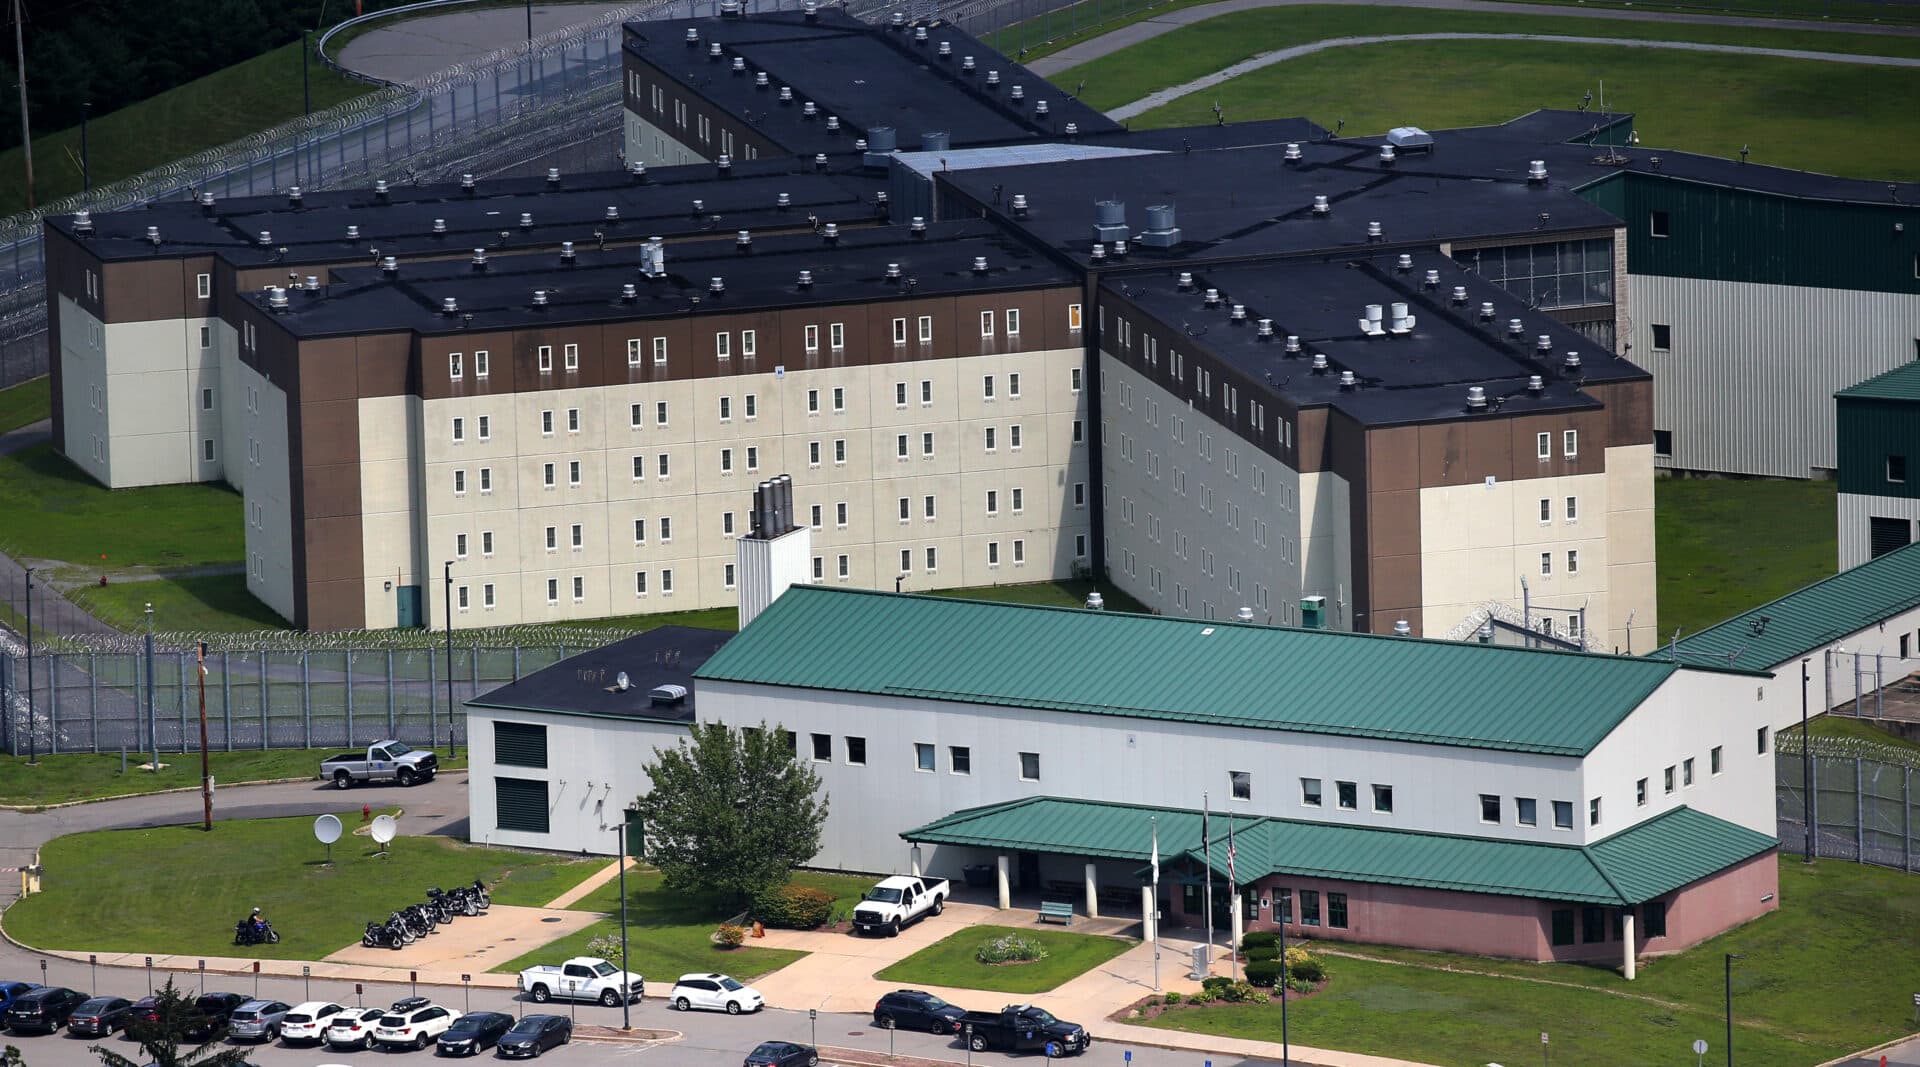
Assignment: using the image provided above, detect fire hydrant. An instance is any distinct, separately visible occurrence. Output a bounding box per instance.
[752,921,766,939]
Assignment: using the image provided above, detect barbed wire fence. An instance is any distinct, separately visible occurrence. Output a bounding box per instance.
[1775,730,1920,873]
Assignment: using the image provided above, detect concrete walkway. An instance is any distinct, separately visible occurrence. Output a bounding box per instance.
[1027,0,1920,75]
[1107,30,1920,118]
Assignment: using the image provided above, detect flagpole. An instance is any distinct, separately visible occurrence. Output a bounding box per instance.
[1227,816,1239,982]
[1278,891,1291,1067]
[1202,792,1214,976]
[1149,816,1160,992]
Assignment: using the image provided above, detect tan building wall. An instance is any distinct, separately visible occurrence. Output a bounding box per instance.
[239,362,297,622]
[1418,470,1612,645]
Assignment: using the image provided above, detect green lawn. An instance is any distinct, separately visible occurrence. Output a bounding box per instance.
[1158,859,1918,1066]
[5,815,605,959]
[0,40,372,219]
[875,924,1134,994]
[1655,478,1837,639]
[0,747,469,807]
[494,867,874,982]
[0,445,243,574]
[68,573,285,633]
[1127,39,1920,181]
[0,378,49,435]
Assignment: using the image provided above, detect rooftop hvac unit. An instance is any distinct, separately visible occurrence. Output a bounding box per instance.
[1358,304,1385,336]
[1300,596,1327,629]
[640,238,666,278]
[1139,203,1181,248]
[1386,126,1434,151]
[649,684,689,705]
[1092,199,1129,243]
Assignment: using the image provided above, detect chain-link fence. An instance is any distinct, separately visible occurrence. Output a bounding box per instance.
[1776,732,1920,872]
[0,644,587,756]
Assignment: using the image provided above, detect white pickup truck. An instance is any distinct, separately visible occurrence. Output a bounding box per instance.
[517,957,644,1006]
[851,875,949,937]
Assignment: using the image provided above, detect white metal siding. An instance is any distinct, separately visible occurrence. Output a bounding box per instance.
[1838,492,1920,571]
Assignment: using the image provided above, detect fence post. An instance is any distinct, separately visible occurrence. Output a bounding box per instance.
[386,649,396,737]
[88,652,98,753]
[1811,751,1820,856]
[47,654,58,754]
[221,651,233,751]
[513,646,521,682]
[302,651,312,748]
[428,650,438,747]
[1905,765,1912,873]
[1856,757,1865,862]
[346,652,356,747]
[259,648,269,750]
[178,650,189,752]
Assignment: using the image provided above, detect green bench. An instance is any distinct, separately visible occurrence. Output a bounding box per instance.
[1039,900,1074,925]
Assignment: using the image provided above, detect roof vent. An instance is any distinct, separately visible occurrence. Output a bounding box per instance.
[1311,353,1329,372]
[1423,269,1441,288]
[720,0,743,16]
[737,229,753,251]
[472,248,490,270]
[1139,203,1180,247]
[1389,302,1415,335]
[1203,288,1221,307]
[531,289,549,307]
[1093,199,1128,242]
[1392,619,1411,636]
[1176,272,1194,290]
[288,185,304,207]
[1064,122,1079,137]
[460,173,476,194]
[910,215,927,238]
[1507,318,1525,337]
[561,240,576,264]
[754,71,769,88]
[374,179,390,200]
[710,276,725,295]
[1256,319,1274,338]
[802,0,818,18]
[986,70,1001,87]
[1010,85,1025,102]
[1366,220,1384,241]
[268,287,289,310]
[1112,239,1129,257]
[621,282,638,302]
[802,101,818,118]
[1467,386,1488,411]
[1011,193,1030,217]
[885,262,902,282]
[1285,334,1302,354]
[824,117,840,133]
[651,683,689,705]
[776,192,792,210]
[1451,285,1469,304]
[686,26,700,43]
[546,167,562,185]
[814,153,829,170]
[1035,100,1049,117]
[717,154,733,175]
[1537,334,1554,354]
[1089,244,1107,262]
[732,57,746,73]
[1230,304,1248,322]
[962,55,975,72]
[73,210,93,235]
[1311,195,1330,216]
[938,41,952,57]
[1339,369,1358,389]
[606,205,620,221]
[797,270,813,288]
[441,296,459,315]
[1528,374,1545,393]
[1379,144,1396,166]
[258,230,273,246]
[1527,159,1549,183]
[305,274,319,291]
[889,11,907,26]
[1284,142,1302,163]
[914,25,928,42]
[1358,303,1385,336]
[1395,253,1413,272]
[198,191,216,212]
[432,218,448,234]
[1479,301,1496,321]
[920,130,949,151]
[519,212,534,229]
[823,222,840,245]
[779,86,794,103]
[381,256,398,275]
[341,224,359,243]
[1563,350,1583,371]
[972,256,989,274]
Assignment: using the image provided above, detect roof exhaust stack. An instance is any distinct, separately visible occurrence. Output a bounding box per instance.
[1479,301,1496,321]
[630,160,649,182]
[1011,193,1030,218]
[1093,199,1129,243]
[1139,203,1181,248]
[1395,253,1413,272]
[1311,353,1329,373]
[1311,195,1330,216]
[1451,285,1469,305]
[531,289,549,307]
[621,283,638,302]
[145,224,161,245]
[257,230,273,246]
[972,256,990,275]
[737,229,753,253]
[374,179,390,202]
[346,224,361,241]
[1339,370,1358,389]
[1379,144,1396,166]
[1285,335,1302,355]
[1527,374,1545,394]
[1393,619,1412,636]
[1176,272,1195,291]
[381,256,398,276]
[1366,220,1384,242]
[1527,159,1549,183]
[910,216,927,238]
[1358,303,1385,336]
[709,276,725,296]
[1423,269,1441,288]
[441,296,459,315]
[1284,143,1302,164]
[198,191,216,214]
[268,287,290,311]
[796,270,814,289]
[460,173,476,195]
[1507,318,1526,339]
[1389,302,1415,334]
[1203,288,1222,308]
[472,248,489,271]
[1256,319,1274,339]
[519,212,534,229]
[73,210,93,235]
[546,167,562,186]
[1467,386,1488,411]
[561,240,576,265]
[288,186,304,208]
[1563,350,1583,373]
[1537,334,1554,356]
[822,222,840,246]
[432,218,447,235]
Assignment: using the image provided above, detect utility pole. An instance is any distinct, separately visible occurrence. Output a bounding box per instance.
[198,642,212,831]
[11,0,32,209]
[444,561,457,756]
[525,0,533,47]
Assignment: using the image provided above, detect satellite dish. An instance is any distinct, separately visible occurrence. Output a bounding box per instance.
[314,814,343,845]
[371,814,398,845]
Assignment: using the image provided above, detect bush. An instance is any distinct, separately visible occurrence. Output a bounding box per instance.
[1217,980,1267,1004]
[752,883,836,929]
[585,934,622,961]
[1243,944,1280,963]
[1287,977,1316,994]
[1162,991,1182,1005]
[1244,959,1284,987]
[716,923,746,947]
[1240,930,1281,951]
[975,933,1050,964]
[1288,955,1326,984]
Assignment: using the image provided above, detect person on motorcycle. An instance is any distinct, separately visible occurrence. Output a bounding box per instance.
[249,907,267,935]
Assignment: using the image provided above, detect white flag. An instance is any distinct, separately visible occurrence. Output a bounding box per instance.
[1150,818,1160,889]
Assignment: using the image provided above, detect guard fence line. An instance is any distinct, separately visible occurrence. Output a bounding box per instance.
[1775,732,1920,873]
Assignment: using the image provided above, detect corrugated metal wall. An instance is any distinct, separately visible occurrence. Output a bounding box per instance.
[1837,398,1920,499]
[1838,493,1920,570]
[1627,274,1920,477]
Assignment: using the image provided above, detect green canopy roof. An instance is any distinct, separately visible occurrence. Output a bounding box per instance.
[904,797,1775,906]
[1837,362,1920,402]
[1666,541,1920,670]
[698,586,1686,756]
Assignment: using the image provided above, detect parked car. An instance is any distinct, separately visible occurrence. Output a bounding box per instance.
[124,996,164,1035]
[668,974,763,1015]
[517,958,643,1006]
[0,984,39,1014]
[324,1005,389,1049]
[67,996,134,1038]
[226,1000,292,1042]
[873,990,965,1033]
[851,876,949,937]
[183,993,249,1041]
[742,1041,818,1067]
[374,1000,455,1050]
[4,987,88,1034]
[956,1006,1090,1055]
[496,1015,571,1059]
[436,1011,513,1056]
[320,740,439,789]
[279,1002,346,1044]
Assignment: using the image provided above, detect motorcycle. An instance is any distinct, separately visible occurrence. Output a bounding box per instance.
[425,889,457,924]
[400,904,435,937]
[364,919,405,950]
[390,911,418,945]
[449,885,480,916]
[469,878,491,910]
[233,918,281,946]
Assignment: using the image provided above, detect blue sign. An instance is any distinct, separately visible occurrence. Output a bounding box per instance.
[1125,1052,1133,1063]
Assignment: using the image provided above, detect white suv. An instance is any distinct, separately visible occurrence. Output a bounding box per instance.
[669,973,764,1015]
[324,1006,388,1049]
[280,1002,346,1044]
[373,999,455,1050]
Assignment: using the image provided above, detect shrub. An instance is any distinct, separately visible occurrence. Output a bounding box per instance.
[716,923,746,947]
[1287,977,1316,994]
[976,933,1050,964]
[752,883,836,929]
[1288,955,1326,984]
[1215,980,1266,1004]
[585,934,622,961]
[1244,959,1284,988]
[1162,991,1183,1005]
[1243,944,1280,963]
[1240,930,1281,951]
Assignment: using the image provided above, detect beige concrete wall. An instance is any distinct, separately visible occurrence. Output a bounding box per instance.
[1603,442,1658,655]
[239,363,297,622]
[359,394,426,629]
[1419,470,1612,645]
[97,317,210,487]
[57,294,112,485]
[1298,470,1353,621]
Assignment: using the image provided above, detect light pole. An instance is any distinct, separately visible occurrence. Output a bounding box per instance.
[1724,953,1745,1067]
[144,603,157,773]
[1277,893,1290,1067]
[615,818,632,1031]
[444,561,458,756]
[1800,657,1813,862]
[198,642,212,831]
[23,566,33,765]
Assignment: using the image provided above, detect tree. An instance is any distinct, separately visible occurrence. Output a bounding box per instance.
[638,721,828,905]
[93,978,252,1067]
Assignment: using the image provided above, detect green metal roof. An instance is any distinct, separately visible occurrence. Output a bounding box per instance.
[1837,362,1920,402]
[696,586,1682,756]
[1666,541,1920,670]
[904,798,1774,906]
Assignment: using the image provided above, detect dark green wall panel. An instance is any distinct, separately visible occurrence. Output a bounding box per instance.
[1837,397,1920,499]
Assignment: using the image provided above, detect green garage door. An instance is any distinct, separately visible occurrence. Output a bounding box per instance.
[495,777,550,834]
[495,722,549,768]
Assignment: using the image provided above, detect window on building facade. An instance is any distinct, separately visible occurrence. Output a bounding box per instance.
[1480,794,1500,823]
[1327,893,1348,929]
[1516,797,1538,826]
[1019,751,1040,781]
[914,743,935,772]
[1553,800,1574,829]
[1336,781,1357,810]
[950,746,971,775]
[846,737,867,765]
[1301,778,1322,806]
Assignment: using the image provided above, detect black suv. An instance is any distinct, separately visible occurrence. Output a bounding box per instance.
[182,993,248,1040]
[873,990,966,1034]
[5,987,88,1034]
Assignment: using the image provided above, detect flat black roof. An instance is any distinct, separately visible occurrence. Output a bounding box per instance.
[625,8,1119,155]
[466,625,733,723]
[940,140,1622,267]
[48,156,887,267]
[1111,250,1647,427]
[248,219,1076,337]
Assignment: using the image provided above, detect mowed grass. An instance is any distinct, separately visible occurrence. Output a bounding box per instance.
[1791,714,1920,761]
[1193,859,1920,1065]
[0,378,50,435]
[494,868,874,982]
[5,814,605,959]
[68,573,284,633]
[1057,5,1920,111]
[875,924,1133,994]
[1130,40,1920,182]
[1656,478,1837,638]
[0,445,243,573]
[0,748,471,807]
[0,40,372,219]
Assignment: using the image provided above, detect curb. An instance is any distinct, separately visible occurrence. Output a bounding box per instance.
[0,775,321,812]
[1814,1031,1920,1067]
[573,1025,679,1044]
[1092,1032,1348,1067]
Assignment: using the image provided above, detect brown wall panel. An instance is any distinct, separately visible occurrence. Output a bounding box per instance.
[303,515,366,584]
[1366,551,1422,635]
[1465,418,1515,484]
[303,462,364,521]
[1589,379,1653,447]
[357,333,418,399]
[303,579,368,632]
[102,259,186,324]
[1366,426,1419,493]
[298,338,361,404]
[299,399,361,464]
[1368,487,1421,560]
